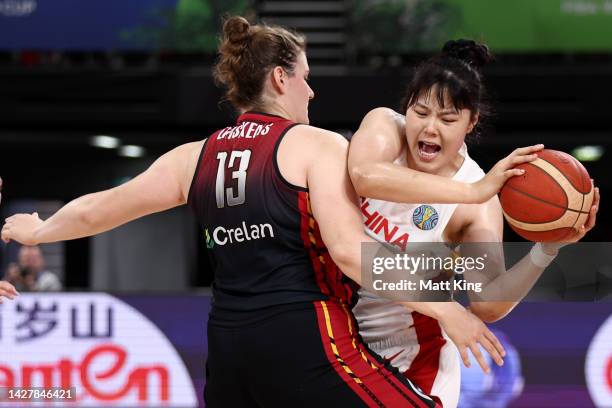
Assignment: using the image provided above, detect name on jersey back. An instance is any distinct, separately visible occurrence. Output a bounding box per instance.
[217,121,274,140]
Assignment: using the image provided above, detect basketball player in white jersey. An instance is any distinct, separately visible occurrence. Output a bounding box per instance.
[349,40,600,407]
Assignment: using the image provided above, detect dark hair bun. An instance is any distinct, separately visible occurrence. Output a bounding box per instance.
[442,39,493,70]
[223,16,251,49]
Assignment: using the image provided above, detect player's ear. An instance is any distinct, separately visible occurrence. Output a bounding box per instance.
[271,66,287,95]
[468,112,480,134]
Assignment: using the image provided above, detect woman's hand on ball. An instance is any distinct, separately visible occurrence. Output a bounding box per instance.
[473,144,545,203]
[542,183,600,253]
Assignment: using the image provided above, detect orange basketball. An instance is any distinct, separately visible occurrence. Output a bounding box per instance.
[499,149,594,242]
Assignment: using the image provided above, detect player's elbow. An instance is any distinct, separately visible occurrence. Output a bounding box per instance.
[469,303,507,323]
[328,242,360,284]
[349,163,378,198]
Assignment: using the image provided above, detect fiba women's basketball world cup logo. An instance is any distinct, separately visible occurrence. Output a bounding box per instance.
[413,205,439,230]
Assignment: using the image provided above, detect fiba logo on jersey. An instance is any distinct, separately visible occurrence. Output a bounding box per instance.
[412,205,439,230]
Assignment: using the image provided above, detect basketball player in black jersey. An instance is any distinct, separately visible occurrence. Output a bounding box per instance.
[3,17,543,407]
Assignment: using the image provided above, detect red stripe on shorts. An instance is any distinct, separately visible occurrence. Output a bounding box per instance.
[315,301,437,408]
[405,312,446,395]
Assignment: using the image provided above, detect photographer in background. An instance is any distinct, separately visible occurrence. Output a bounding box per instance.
[6,245,62,292]
[6,262,29,292]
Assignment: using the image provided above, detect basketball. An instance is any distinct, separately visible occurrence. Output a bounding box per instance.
[499,149,594,242]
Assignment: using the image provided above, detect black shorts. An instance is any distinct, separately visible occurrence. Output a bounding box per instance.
[205,300,440,407]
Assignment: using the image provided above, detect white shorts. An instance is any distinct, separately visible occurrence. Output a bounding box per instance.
[368,328,461,408]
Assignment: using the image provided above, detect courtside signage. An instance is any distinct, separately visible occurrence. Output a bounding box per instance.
[0,293,197,407]
[585,313,612,407]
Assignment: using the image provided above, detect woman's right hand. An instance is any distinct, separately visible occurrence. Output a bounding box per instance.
[471,144,545,204]
[438,305,506,374]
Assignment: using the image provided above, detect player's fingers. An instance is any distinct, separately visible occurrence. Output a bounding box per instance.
[511,153,538,166]
[6,287,18,297]
[504,168,526,179]
[570,224,587,243]
[469,343,490,374]
[593,186,600,209]
[0,281,18,296]
[0,288,15,300]
[484,329,506,358]
[479,336,504,367]
[512,144,545,156]
[585,206,597,232]
[458,346,471,369]
[577,190,598,234]
[1,293,15,300]
[1,226,10,243]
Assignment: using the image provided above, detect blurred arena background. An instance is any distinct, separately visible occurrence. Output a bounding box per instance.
[0,1,611,407]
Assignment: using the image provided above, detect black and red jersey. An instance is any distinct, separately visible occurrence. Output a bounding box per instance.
[188,112,357,315]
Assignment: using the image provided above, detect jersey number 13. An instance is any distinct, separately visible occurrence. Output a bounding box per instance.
[215,150,252,208]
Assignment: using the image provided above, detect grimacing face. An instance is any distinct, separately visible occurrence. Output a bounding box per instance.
[404,87,478,176]
[285,51,314,124]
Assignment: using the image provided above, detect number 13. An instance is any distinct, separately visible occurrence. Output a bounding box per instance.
[215,150,252,208]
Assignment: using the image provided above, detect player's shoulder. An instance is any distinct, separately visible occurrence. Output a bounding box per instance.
[356,108,405,146]
[362,107,405,127]
[289,124,348,151]
[169,139,206,154]
[351,108,405,158]
[164,139,206,165]
[158,140,207,181]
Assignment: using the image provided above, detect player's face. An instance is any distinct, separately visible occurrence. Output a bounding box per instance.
[285,51,314,124]
[404,87,477,176]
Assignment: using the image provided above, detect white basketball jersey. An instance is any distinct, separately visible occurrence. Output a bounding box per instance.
[353,145,485,408]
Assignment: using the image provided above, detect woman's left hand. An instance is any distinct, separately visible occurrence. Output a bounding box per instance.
[541,183,600,254]
[1,212,43,245]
